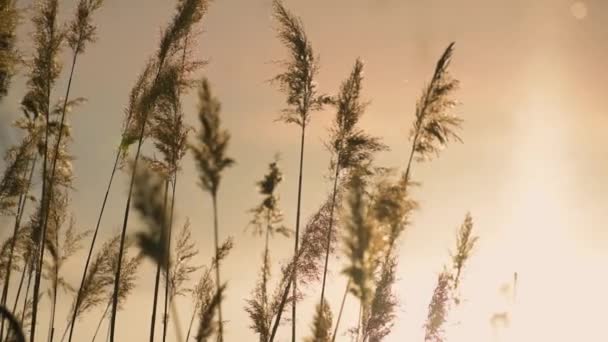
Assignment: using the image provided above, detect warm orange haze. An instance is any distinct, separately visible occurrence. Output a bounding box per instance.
[0,0,606,341]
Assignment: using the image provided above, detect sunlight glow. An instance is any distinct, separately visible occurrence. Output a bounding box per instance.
[570,2,588,20]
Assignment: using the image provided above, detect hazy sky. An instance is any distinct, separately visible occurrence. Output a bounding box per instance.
[1,0,608,341]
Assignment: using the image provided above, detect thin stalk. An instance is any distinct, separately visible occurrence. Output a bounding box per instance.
[20,267,33,328]
[10,264,27,321]
[262,209,271,327]
[161,174,177,342]
[169,297,183,342]
[149,179,170,342]
[211,193,223,342]
[48,224,60,342]
[354,302,363,342]
[331,280,350,342]
[268,273,291,342]
[90,303,109,342]
[31,42,80,342]
[184,305,195,342]
[403,130,418,184]
[67,124,131,342]
[30,80,50,342]
[109,54,168,342]
[291,122,306,342]
[184,267,214,342]
[319,162,341,309]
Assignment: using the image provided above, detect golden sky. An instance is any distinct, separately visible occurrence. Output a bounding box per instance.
[1,0,608,341]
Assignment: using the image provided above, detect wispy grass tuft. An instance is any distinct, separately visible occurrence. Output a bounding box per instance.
[0,0,20,100]
[405,42,462,181]
[341,170,384,307]
[185,239,233,342]
[424,213,478,342]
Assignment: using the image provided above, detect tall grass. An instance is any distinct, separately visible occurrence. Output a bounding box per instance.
[0,2,490,342]
[108,1,210,340]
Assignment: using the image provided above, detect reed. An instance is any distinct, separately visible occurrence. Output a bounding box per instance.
[190,77,234,342]
[245,157,289,342]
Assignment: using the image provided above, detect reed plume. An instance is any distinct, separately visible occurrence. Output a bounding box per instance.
[194,284,225,342]
[341,169,384,309]
[268,194,339,342]
[185,239,233,342]
[60,235,120,342]
[190,77,234,342]
[424,271,451,342]
[0,0,20,100]
[0,137,36,216]
[304,299,333,342]
[424,213,478,342]
[451,213,477,292]
[166,220,199,301]
[405,42,462,182]
[90,238,141,342]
